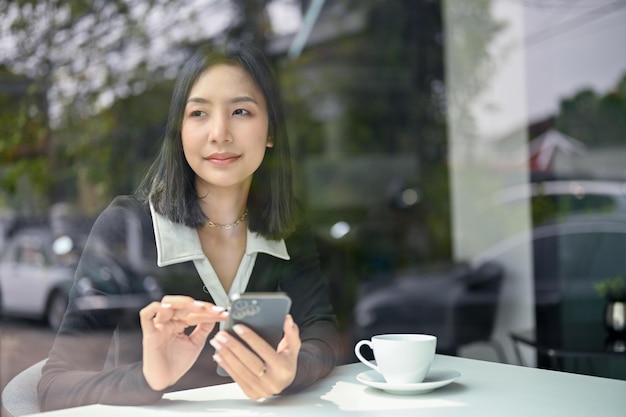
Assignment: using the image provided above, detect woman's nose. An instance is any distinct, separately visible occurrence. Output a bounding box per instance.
[208,114,232,143]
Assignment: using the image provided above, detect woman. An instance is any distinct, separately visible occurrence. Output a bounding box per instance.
[37,44,339,411]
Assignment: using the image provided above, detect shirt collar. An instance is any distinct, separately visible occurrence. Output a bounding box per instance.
[150,203,290,267]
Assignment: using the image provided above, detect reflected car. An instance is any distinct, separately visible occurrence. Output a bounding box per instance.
[493,178,626,223]
[0,227,163,330]
[473,212,626,306]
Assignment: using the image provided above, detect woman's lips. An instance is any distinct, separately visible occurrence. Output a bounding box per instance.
[206,152,240,165]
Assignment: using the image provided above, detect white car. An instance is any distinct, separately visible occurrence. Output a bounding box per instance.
[0,227,162,330]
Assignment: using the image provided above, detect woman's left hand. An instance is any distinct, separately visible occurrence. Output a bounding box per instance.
[210,314,301,401]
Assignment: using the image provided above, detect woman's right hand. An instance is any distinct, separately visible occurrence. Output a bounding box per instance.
[139,295,228,391]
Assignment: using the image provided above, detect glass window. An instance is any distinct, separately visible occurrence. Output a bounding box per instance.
[1,1,625,393]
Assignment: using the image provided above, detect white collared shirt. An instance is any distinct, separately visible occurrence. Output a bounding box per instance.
[149,203,290,308]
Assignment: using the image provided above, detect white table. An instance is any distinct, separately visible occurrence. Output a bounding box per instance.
[25,355,626,417]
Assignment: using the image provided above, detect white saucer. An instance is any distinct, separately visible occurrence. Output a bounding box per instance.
[356,368,461,395]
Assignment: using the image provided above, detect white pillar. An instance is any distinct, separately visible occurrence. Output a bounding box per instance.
[443,0,535,365]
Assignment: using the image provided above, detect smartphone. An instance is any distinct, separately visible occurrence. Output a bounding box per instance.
[217,292,292,377]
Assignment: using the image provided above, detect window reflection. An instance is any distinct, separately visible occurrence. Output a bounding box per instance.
[1,1,625,395]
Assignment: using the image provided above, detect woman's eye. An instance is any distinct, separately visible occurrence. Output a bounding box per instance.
[190,110,205,117]
[233,108,250,116]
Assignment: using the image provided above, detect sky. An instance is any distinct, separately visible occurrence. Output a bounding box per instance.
[523,0,626,122]
[470,0,626,143]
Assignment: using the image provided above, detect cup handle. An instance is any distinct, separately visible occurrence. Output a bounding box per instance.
[354,340,379,372]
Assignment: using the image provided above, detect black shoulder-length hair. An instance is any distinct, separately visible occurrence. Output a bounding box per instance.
[137,44,299,240]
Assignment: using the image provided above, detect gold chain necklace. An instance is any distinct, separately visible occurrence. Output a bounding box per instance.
[205,209,248,229]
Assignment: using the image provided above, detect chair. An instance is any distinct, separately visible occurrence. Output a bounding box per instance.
[1,359,45,417]
[352,261,506,362]
[1,328,121,416]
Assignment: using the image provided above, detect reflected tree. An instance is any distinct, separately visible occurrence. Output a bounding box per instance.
[0,0,276,214]
[0,68,50,212]
[276,1,504,328]
[556,73,626,147]
[282,0,503,269]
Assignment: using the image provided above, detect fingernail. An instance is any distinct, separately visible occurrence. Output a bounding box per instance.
[161,303,172,308]
[211,305,225,312]
[194,300,205,306]
[216,333,228,343]
[210,339,222,350]
[213,354,222,363]
[233,325,244,335]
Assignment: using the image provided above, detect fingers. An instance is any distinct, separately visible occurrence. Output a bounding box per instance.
[210,315,301,401]
[184,303,229,326]
[211,330,267,375]
[160,296,225,323]
[212,340,273,401]
[140,301,171,333]
[188,322,217,347]
[141,296,228,328]
[232,324,278,358]
[278,314,300,354]
[211,329,275,398]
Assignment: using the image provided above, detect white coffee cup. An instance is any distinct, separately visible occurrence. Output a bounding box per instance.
[354,334,437,384]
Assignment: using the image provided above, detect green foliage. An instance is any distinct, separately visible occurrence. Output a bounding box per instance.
[595,275,626,302]
[279,0,502,266]
[0,0,224,212]
[444,0,507,119]
[0,69,51,205]
[555,73,626,147]
[0,156,49,194]
[49,80,173,213]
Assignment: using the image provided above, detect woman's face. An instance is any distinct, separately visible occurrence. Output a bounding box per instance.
[181,63,271,195]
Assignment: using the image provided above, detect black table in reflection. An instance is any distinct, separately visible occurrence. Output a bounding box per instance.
[511,325,626,375]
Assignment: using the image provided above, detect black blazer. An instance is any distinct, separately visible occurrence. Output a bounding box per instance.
[38,195,339,411]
